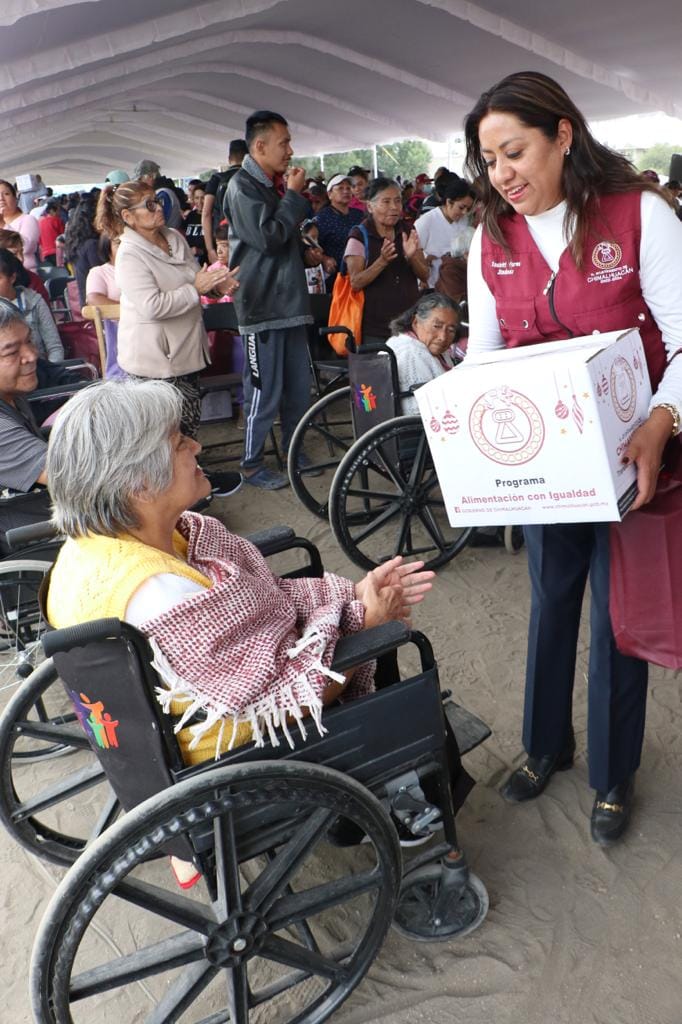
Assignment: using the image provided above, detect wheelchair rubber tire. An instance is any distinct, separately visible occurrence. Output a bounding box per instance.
[0,658,117,866]
[504,525,525,555]
[31,760,401,1024]
[329,415,473,571]
[287,385,355,519]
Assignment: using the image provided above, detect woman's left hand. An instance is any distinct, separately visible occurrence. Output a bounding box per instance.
[355,555,435,624]
[402,229,421,261]
[623,406,675,509]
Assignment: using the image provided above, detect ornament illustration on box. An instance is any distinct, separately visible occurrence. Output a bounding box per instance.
[441,408,460,434]
[553,373,569,419]
[469,385,544,465]
[568,371,584,434]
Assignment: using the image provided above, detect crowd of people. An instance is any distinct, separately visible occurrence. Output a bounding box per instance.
[3,78,682,860]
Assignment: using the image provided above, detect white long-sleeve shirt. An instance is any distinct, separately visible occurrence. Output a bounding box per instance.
[466,192,682,418]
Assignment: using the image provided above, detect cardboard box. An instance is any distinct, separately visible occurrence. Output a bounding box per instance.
[415,329,652,526]
[15,173,39,192]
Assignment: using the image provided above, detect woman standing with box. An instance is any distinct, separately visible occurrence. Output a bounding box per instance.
[464,71,682,845]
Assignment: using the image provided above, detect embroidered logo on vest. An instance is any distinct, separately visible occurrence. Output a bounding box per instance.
[469,386,544,466]
[610,356,638,422]
[591,241,622,271]
[587,240,634,286]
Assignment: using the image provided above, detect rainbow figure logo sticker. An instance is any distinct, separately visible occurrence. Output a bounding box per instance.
[353,383,377,413]
[70,690,120,750]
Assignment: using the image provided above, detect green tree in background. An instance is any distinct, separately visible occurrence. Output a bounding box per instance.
[637,143,682,175]
[298,140,433,182]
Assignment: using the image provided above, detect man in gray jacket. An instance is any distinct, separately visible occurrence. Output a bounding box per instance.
[227,110,313,489]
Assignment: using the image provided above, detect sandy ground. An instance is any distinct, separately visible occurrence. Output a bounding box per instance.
[1,445,681,1024]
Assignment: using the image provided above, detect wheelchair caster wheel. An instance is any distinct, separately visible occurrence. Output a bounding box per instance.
[392,859,489,942]
[504,524,525,554]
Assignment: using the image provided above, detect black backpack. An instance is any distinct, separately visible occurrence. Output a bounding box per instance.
[213,165,240,230]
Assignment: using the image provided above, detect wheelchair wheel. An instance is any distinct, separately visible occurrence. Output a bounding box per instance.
[504,525,525,554]
[0,560,52,697]
[31,761,401,1024]
[393,859,489,943]
[288,386,355,519]
[329,416,473,571]
[0,658,118,866]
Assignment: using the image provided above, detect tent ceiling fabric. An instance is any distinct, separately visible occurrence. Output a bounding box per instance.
[2,0,681,183]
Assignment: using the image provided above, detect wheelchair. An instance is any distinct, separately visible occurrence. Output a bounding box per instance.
[290,329,473,571]
[1,531,491,1024]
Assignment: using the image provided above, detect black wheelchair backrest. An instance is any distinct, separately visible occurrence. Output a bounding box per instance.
[347,342,401,439]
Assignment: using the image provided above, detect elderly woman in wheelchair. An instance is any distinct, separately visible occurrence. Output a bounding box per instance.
[46,379,436,766]
[386,292,459,415]
[6,377,490,1022]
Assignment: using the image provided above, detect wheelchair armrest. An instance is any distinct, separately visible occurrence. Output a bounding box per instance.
[6,520,59,551]
[330,620,410,672]
[27,380,92,402]
[245,526,323,577]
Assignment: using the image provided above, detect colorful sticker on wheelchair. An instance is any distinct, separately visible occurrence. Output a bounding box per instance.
[353,384,377,412]
[469,386,545,466]
[70,690,120,749]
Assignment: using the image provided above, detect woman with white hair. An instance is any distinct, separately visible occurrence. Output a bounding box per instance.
[46,379,434,767]
[386,292,458,414]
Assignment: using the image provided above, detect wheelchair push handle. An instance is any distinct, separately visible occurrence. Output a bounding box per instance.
[5,520,60,551]
[42,617,124,657]
[319,325,357,354]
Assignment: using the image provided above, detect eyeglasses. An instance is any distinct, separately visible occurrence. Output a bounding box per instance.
[127,197,162,213]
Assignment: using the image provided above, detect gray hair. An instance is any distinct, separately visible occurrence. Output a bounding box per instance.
[389,292,459,336]
[47,378,183,538]
[0,299,28,333]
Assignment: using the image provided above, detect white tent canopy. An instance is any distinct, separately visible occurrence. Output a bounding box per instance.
[2,0,681,184]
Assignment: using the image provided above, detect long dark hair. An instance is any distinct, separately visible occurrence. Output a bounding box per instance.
[464,71,667,267]
[63,194,98,262]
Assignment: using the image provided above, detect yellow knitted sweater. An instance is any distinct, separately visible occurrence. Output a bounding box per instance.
[47,531,252,762]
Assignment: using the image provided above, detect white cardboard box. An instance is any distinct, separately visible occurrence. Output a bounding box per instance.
[415,329,651,526]
[15,173,39,192]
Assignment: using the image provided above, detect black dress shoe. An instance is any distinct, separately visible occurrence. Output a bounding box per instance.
[590,777,634,846]
[501,740,575,803]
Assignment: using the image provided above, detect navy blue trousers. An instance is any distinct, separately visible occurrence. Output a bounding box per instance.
[241,325,311,471]
[522,523,648,793]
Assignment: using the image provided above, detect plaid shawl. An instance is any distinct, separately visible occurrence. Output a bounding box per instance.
[143,512,374,755]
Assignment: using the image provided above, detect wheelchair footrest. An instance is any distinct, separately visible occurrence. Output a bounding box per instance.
[444,701,492,756]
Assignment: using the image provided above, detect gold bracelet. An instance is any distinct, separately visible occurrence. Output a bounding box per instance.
[651,402,681,436]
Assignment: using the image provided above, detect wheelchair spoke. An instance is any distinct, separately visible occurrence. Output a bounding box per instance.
[88,789,121,843]
[12,760,107,821]
[114,877,215,934]
[259,934,349,981]
[70,931,206,1000]
[393,511,415,559]
[144,959,219,1024]
[406,433,429,489]
[214,803,243,918]
[346,500,402,544]
[416,504,449,552]
[224,962,250,1024]
[243,806,336,915]
[268,867,381,931]
[344,486,399,502]
[12,717,89,749]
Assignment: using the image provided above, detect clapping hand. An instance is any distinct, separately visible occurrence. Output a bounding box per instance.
[355,556,435,628]
[402,228,421,261]
[195,264,232,295]
[379,237,398,264]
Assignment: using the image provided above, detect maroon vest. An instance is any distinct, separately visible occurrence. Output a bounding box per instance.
[481,192,666,388]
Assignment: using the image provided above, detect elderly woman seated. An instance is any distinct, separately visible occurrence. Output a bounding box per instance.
[386,292,459,414]
[46,379,435,766]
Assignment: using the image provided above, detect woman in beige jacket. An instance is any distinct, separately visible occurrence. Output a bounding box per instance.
[96,183,239,436]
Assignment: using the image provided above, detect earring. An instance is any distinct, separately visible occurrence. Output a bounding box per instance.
[565,147,571,156]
